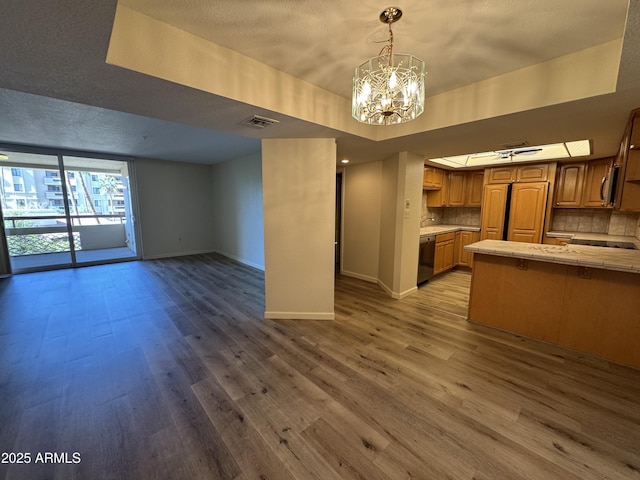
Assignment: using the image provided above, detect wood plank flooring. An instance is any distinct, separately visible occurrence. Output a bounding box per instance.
[1,254,639,479]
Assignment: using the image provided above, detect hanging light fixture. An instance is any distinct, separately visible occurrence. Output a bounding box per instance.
[352,7,426,125]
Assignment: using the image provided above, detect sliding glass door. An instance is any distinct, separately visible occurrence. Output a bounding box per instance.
[0,145,140,274]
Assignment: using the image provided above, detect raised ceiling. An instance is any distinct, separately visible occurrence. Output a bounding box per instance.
[0,0,638,166]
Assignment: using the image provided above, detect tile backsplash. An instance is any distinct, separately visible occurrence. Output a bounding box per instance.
[551,209,639,237]
[421,192,481,227]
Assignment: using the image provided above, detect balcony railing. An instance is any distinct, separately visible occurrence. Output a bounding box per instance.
[4,214,127,257]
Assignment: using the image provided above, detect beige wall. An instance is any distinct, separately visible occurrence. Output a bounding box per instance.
[262,138,336,320]
[341,161,382,282]
[377,152,423,298]
[211,152,264,270]
[136,158,215,259]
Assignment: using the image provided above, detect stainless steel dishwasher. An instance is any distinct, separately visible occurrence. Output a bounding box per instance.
[417,234,436,284]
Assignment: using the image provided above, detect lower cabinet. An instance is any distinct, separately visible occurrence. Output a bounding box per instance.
[433,230,479,276]
[454,230,480,267]
[434,232,455,275]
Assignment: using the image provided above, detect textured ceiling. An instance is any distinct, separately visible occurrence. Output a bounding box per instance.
[0,0,638,166]
[120,0,628,97]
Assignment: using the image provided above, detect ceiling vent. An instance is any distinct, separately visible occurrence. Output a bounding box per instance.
[500,141,529,149]
[241,115,280,129]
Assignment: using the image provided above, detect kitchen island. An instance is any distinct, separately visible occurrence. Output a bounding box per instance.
[465,239,640,369]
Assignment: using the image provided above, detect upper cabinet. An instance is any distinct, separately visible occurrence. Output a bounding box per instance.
[424,167,484,207]
[516,163,549,183]
[448,172,467,206]
[553,158,615,209]
[466,171,485,207]
[582,158,613,208]
[423,166,444,189]
[554,163,585,207]
[486,166,516,184]
[615,111,640,211]
[486,163,549,184]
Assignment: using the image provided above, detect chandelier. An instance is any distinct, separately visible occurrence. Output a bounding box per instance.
[352,7,426,125]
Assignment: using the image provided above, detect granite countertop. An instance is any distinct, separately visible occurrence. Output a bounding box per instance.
[420,225,481,236]
[465,239,640,274]
[547,231,640,244]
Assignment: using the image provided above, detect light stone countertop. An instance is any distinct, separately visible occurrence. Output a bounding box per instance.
[420,225,481,237]
[465,239,640,274]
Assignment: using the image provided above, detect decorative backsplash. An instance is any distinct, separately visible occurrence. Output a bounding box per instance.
[551,209,639,236]
[421,192,481,227]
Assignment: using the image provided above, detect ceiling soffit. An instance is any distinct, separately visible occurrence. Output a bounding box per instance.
[107,3,624,143]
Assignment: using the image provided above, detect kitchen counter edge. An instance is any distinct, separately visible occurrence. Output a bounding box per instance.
[464,239,640,274]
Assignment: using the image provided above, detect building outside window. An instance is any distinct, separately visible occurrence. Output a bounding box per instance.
[11,168,21,176]
[14,184,23,192]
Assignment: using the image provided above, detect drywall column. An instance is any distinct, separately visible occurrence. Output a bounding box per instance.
[262,138,336,320]
[377,151,423,299]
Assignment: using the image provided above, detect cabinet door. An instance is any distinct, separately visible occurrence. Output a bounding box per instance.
[433,242,446,275]
[582,158,613,207]
[423,166,444,189]
[443,240,455,271]
[480,184,509,240]
[487,166,516,184]
[555,163,585,207]
[426,174,449,207]
[465,171,484,206]
[455,230,480,267]
[507,182,549,244]
[516,163,549,182]
[448,172,466,206]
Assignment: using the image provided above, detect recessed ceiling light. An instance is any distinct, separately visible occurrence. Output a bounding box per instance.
[0,153,8,160]
[340,159,350,164]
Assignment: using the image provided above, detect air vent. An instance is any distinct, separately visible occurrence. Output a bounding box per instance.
[240,115,280,129]
[500,141,528,149]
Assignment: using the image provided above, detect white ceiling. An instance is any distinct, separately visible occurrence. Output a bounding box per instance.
[0,0,639,167]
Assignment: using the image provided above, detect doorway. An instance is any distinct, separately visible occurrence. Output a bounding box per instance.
[0,146,140,274]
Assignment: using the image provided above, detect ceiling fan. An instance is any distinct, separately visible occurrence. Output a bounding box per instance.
[495,148,543,160]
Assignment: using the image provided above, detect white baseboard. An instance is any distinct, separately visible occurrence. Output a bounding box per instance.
[214,250,265,271]
[377,279,418,300]
[264,311,335,320]
[143,249,217,260]
[340,269,378,283]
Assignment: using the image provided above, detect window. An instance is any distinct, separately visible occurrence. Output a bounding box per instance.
[45,171,59,178]
[11,168,21,176]
[70,186,77,192]
[93,187,100,194]
[16,199,26,207]
[94,200,101,207]
[51,200,64,207]
[91,175,99,181]
[67,172,75,178]
[47,185,61,192]
[13,184,23,192]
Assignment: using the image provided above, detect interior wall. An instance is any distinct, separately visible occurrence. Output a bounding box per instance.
[341,161,382,282]
[211,152,264,270]
[377,152,423,299]
[377,154,400,292]
[262,138,336,320]
[136,158,215,259]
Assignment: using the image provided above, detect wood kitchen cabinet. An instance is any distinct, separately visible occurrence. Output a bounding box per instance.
[448,172,466,206]
[554,163,585,207]
[486,166,517,184]
[434,232,455,275]
[582,158,613,207]
[423,166,444,189]
[507,182,549,243]
[616,112,640,211]
[454,230,480,267]
[516,163,549,182]
[465,171,484,206]
[480,184,509,240]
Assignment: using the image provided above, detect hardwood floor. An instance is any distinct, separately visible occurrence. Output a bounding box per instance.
[1,254,639,479]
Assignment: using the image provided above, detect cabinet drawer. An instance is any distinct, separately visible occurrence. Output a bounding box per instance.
[436,232,455,243]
